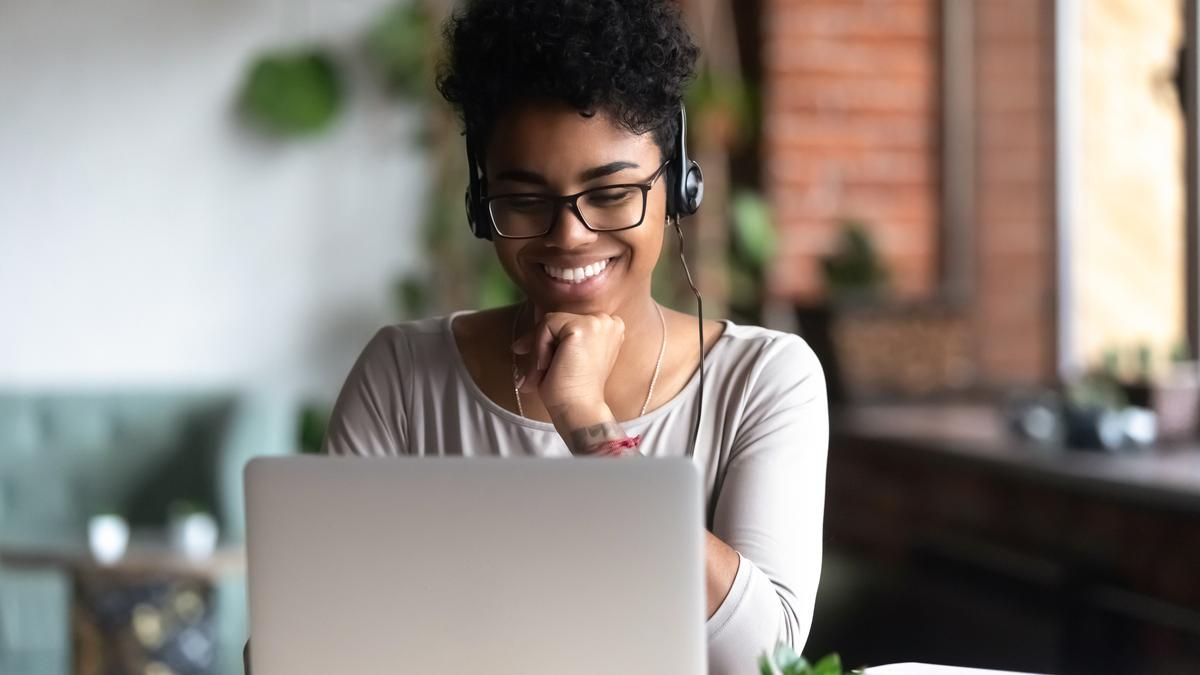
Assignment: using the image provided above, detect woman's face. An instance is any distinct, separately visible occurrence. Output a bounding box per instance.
[485,100,667,316]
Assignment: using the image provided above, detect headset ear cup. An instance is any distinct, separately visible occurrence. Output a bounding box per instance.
[666,163,680,217]
[684,161,704,214]
[464,133,493,240]
[465,188,490,240]
[476,207,493,240]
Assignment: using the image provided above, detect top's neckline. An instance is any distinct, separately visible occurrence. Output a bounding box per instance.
[442,309,733,431]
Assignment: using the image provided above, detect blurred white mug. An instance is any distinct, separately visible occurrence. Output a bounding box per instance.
[170,511,218,561]
[88,514,130,565]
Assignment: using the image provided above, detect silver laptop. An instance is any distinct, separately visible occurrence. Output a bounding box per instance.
[244,455,706,675]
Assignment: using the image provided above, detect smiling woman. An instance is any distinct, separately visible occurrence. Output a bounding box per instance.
[318,1,829,673]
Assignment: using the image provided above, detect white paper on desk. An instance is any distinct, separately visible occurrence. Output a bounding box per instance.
[864,664,1047,675]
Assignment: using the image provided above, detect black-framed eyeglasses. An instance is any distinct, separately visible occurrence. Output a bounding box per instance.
[484,160,671,239]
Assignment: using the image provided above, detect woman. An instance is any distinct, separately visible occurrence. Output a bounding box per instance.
[322,0,828,671]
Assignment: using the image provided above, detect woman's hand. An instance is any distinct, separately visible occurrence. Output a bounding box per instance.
[512,309,627,452]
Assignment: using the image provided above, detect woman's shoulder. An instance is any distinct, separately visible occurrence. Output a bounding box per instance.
[357,309,513,376]
[355,313,461,373]
[712,321,823,380]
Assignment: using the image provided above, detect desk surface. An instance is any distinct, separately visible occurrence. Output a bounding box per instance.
[0,534,244,579]
[866,665,1045,675]
[836,403,1200,513]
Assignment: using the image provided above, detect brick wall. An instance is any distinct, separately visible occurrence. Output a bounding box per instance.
[762,0,1058,386]
[763,0,940,302]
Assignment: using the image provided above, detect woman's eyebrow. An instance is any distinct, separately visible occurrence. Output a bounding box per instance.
[493,168,547,185]
[578,160,639,182]
[493,161,640,185]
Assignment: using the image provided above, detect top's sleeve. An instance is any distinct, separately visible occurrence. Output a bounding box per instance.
[705,333,829,674]
[321,325,411,457]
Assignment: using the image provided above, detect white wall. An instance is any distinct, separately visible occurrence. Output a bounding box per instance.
[0,0,428,396]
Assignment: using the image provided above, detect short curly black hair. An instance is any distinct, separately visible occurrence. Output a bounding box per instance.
[436,0,699,160]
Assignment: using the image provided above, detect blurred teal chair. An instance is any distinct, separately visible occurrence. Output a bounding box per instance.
[0,390,296,673]
[0,392,295,542]
[0,565,70,675]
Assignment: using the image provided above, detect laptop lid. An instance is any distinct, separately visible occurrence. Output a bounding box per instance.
[244,455,706,675]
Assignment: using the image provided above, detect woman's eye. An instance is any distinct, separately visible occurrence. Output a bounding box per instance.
[585,188,635,207]
[506,197,549,212]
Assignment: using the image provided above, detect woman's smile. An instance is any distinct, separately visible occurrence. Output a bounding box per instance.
[529,253,624,300]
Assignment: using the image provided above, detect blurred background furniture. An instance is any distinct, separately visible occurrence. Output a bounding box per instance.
[0,391,294,674]
[0,565,71,675]
[3,540,245,675]
[809,403,1200,675]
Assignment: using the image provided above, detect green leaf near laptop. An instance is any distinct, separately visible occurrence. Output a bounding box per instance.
[759,644,857,675]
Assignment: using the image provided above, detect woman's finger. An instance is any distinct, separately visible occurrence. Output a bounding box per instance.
[532,319,558,372]
[511,333,532,356]
[520,366,546,394]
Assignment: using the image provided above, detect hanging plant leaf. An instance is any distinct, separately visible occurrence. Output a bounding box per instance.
[238,48,342,137]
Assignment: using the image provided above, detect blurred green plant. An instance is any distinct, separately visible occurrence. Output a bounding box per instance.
[363,2,432,98]
[732,191,776,268]
[1101,341,1195,384]
[393,275,431,318]
[759,644,858,675]
[1134,343,1153,380]
[298,404,331,454]
[1171,341,1192,363]
[167,500,205,518]
[238,48,342,137]
[686,67,757,148]
[477,256,521,309]
[363,2,519,315]
[821,219,889,301]
[728,190,776,322]
[1065,370,1128,411]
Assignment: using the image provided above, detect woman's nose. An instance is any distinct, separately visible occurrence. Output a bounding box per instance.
[544,203,598,249]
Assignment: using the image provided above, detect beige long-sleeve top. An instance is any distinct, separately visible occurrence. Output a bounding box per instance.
[322,312,829,674]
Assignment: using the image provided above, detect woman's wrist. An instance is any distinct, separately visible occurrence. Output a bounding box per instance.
[587,435,642,457]
[550,403,626,455]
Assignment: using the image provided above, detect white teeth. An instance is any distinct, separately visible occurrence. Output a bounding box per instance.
[542,258,611,284]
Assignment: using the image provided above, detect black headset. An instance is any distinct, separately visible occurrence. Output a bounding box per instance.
[464,104,704,240]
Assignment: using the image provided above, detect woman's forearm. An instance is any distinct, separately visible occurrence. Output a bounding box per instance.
[551,401,738,616]
[704,531,740,617]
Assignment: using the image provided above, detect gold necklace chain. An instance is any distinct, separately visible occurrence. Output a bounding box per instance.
[510,302,667,419]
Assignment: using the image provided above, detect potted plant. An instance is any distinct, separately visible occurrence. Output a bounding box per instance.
[799,219,975,403]
[1113,343,1200,443]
